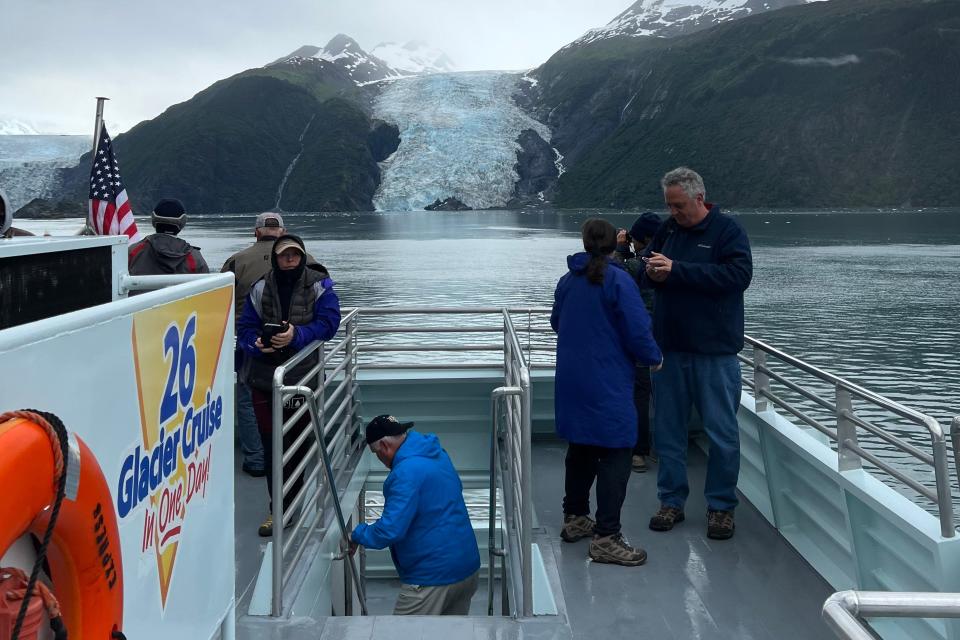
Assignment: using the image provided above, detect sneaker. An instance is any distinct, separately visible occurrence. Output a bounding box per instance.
[707,510,735,540]
[631,455,648,473]
[589,533,647,566]
[242,462,266,478]
[258,515,273,537]
[560,514,596,543]
[649,505,685,532]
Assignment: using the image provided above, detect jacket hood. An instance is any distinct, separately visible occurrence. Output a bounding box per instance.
[566,252,622,274]
[146,233,193,263]
[0,188,11,236]
[393,431,442,466]
[270,233,307,271]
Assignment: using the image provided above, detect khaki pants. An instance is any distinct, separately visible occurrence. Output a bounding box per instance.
[393,571,479,615]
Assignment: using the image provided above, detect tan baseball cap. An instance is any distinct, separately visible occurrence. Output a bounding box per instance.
[273,237,304,255]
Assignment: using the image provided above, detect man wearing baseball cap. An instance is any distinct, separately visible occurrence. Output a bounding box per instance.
[349,415,481,615]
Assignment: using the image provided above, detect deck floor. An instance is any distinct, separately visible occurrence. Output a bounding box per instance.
[531,439,834,640]
[234,439,834,639]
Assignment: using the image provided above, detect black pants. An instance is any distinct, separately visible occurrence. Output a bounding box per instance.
[634,366,652,456]
[562,443,633,537]
[250,388,311,514]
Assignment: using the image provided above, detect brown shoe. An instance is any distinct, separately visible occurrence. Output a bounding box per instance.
[258,515,273,537]
[707,510,735,540]
[649,505,685,531]
[561,514,596,543]
[631,455,648,473]
[589,533,647,566]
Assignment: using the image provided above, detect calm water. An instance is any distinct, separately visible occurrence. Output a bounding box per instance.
[20,209,960,507]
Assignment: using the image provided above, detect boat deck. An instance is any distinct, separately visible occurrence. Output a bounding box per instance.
[234,439,833,639]
[531,439,833,640]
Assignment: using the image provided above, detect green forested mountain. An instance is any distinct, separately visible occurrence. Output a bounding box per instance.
[532,0,960,208]
[62,60,397,213]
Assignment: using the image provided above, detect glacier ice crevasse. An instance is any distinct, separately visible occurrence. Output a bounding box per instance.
[372,72,551,211]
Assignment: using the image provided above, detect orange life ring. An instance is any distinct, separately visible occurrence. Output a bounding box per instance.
[0,414,124,638]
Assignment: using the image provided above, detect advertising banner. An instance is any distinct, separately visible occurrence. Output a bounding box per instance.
[0,281,235,639]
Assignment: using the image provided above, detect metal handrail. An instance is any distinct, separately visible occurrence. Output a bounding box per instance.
[269,309,365,616]
[744,336,955,538]
[292,384,367,615]
[485,311,533,618]
[823,590,960,639]
[487,386,521,617]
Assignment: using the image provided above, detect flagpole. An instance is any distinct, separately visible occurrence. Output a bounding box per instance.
[89,97,109,231]
[92,96,109,155]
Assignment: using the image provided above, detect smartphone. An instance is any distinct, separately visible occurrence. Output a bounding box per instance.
[261,322,286,342]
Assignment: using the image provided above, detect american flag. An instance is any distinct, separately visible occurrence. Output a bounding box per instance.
[88,125,141,241]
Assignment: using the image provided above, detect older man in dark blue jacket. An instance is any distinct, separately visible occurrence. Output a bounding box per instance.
[643,167,752,541]
[350,415,481,615]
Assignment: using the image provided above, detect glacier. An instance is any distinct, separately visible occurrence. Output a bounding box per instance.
[372,72,551,211]
[0,135,89,211]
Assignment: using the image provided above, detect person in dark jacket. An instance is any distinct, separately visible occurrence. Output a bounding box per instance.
[0,189,34,238]
[615,211,664,473]
[237,234,341,536]
[350,415,481,615]
[552,218,663,566]
[643,167,752,541]
[222,213,319,478]
[128,198,209,274]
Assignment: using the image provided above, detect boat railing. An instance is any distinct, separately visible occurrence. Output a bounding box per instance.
[487,310,533,617]
[823,590,960,639]
[269,308,365,616]
[739,336,955,538]
[352,306,554,368]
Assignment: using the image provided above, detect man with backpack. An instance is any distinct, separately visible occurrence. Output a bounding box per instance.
[128,198,209,275]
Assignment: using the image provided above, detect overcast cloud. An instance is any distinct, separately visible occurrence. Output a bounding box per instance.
[0,0,633,134]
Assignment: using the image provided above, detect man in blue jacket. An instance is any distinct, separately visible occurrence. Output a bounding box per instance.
[350,415,481,615]
[644,167,752,540]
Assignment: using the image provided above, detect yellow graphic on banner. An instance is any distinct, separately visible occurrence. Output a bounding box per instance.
[124,286,232,608]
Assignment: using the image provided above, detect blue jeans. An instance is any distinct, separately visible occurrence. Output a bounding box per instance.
[652,352,742,512]
[237,380,265,470]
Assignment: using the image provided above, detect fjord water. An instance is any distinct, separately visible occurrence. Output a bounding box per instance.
[20,208,960,504]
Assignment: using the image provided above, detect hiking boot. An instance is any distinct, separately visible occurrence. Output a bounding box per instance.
[258,515,273,537]
[561,514,596,543]
[631,455,648,473]
[649,505,685,532]
[589,533,647,566]
[707,510,735,540]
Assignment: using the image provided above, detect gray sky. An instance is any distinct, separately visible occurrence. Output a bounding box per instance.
[0,0,632,134]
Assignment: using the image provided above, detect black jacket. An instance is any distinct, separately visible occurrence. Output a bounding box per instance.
[643,205,752,355]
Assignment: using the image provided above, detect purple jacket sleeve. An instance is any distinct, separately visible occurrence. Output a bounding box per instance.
[290,283,342,350]
[237,292,264,358]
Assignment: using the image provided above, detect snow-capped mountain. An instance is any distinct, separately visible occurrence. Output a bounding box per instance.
[571,0,825,46]
[370,41,456,76]
[272,35,454,85]
[312,34,404,83]
[0,117,40,135]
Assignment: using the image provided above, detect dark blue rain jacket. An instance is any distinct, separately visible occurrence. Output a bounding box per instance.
[551,253,662,448]
[351,431,480,586]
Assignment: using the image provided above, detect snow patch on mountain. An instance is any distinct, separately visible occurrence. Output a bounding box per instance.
[370,41,456,75]
[568,0,827,47]
[0,118,41,135]
[272,35,454,85]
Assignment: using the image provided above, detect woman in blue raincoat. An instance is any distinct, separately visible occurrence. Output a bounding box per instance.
[551,218,662,566]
